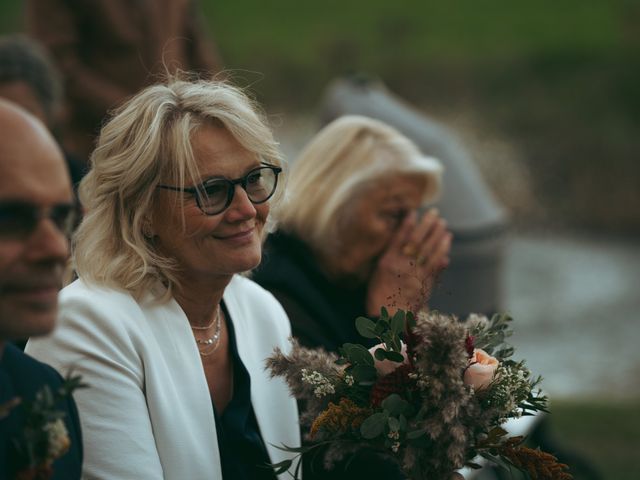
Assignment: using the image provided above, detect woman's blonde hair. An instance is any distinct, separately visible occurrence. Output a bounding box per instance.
[73,77,283,299]
[279,115,442,257]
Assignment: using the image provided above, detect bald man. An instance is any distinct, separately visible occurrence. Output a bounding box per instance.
[0,100,82,479]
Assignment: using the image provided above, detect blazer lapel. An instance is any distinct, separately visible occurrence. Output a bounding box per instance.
[223,277,300,477]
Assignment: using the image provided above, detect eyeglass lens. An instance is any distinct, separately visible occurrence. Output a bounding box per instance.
[198,166,278,214]
[0,201,77,239]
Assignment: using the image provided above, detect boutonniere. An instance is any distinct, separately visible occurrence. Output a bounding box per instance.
[10,374,86,480]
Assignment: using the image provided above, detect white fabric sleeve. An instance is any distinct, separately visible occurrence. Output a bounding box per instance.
[26,293,165,479]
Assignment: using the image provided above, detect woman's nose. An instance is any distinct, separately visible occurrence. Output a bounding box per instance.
[224,184,257,221]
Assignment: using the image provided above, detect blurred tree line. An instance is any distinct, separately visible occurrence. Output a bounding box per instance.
[2,0,638,233]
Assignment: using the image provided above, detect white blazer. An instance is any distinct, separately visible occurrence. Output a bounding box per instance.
[26,275,300,479]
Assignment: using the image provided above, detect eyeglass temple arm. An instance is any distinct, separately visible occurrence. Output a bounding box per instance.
[157,185,198,193]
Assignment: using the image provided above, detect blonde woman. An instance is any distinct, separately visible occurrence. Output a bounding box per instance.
[254,114,450,351]
[26,78,299,479]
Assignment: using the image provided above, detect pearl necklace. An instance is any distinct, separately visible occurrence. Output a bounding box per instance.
[192,304,222,356]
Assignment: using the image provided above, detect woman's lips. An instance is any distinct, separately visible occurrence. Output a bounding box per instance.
[213,227,255,244]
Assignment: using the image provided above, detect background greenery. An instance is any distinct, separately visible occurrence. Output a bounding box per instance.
[199,0,640,234]
[549,400,640,479]
[3,0,639,232]
[2,2,639,477]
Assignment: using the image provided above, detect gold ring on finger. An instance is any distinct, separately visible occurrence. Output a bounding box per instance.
[402,244,417,257]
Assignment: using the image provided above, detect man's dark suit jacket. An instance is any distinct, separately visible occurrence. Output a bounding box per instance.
[0,343,82,479]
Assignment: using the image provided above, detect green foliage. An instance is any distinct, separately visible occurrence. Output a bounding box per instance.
[360,412,387,439]
[348,307,412,382]
[469,313,514,360]
[11,373,87,470]
[355,316,377,339]
[2,0,637,231]
[549,400,640,479]
[340,343,376,383]
[381,394,412,417]
[269,309,558,479]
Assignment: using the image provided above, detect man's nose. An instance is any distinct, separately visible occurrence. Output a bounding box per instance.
[23,217,70,263]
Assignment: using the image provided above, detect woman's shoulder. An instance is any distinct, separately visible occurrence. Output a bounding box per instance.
[55,279,155,339]
[26,279,152,380]
[60,278,137,304]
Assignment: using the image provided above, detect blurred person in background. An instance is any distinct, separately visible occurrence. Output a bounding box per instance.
[253,114,451,479]
[254,115,451,351]
[0,100,82,479]
[0,34,84,188]
[25,78,299,479]
[26,0,223,162]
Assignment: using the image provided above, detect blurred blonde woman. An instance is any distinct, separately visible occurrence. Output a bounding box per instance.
[254,114,451,351]
[253,115,451,479]
[27,78,299,479]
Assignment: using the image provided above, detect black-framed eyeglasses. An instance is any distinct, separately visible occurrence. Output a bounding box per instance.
[157,164,283,216]
[0,200,78,240]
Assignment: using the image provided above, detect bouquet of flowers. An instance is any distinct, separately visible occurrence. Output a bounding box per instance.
[267,309,572,479]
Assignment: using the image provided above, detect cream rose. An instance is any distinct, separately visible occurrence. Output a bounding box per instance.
[369,342,409,376]
[464,348,499,390]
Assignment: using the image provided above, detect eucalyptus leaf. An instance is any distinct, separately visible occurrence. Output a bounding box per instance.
[388,416,400,431]
[355,316,378,339]
[351,364,377,382]
[360,412,387,439]
[380,332,393,348]
[384,350,405,363]
[374,320,388,335]
[390,310,405,335]
[342,343,374,366]
[381,393,410,416]
[374,347,387,361]
[399,414,407,431]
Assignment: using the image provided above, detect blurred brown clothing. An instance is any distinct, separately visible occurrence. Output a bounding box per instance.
[26,0,222,161]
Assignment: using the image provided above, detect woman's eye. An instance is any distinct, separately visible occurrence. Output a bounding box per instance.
[203,182,227,196]
[379,210,406,224]
[247,172,262,184]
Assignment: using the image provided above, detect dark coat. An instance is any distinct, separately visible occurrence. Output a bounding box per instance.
[0,343,82,480]
[253,230,372,352]
[253,231,404,480]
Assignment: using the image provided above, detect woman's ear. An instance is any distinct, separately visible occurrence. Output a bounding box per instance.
[142,219,155,238]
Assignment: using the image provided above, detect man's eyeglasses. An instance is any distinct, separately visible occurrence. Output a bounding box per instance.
[157,164,282,216]
[0,201,78,240]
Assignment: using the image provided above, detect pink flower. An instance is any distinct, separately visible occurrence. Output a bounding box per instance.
[369,342,409,377]
[464,348,499,390]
